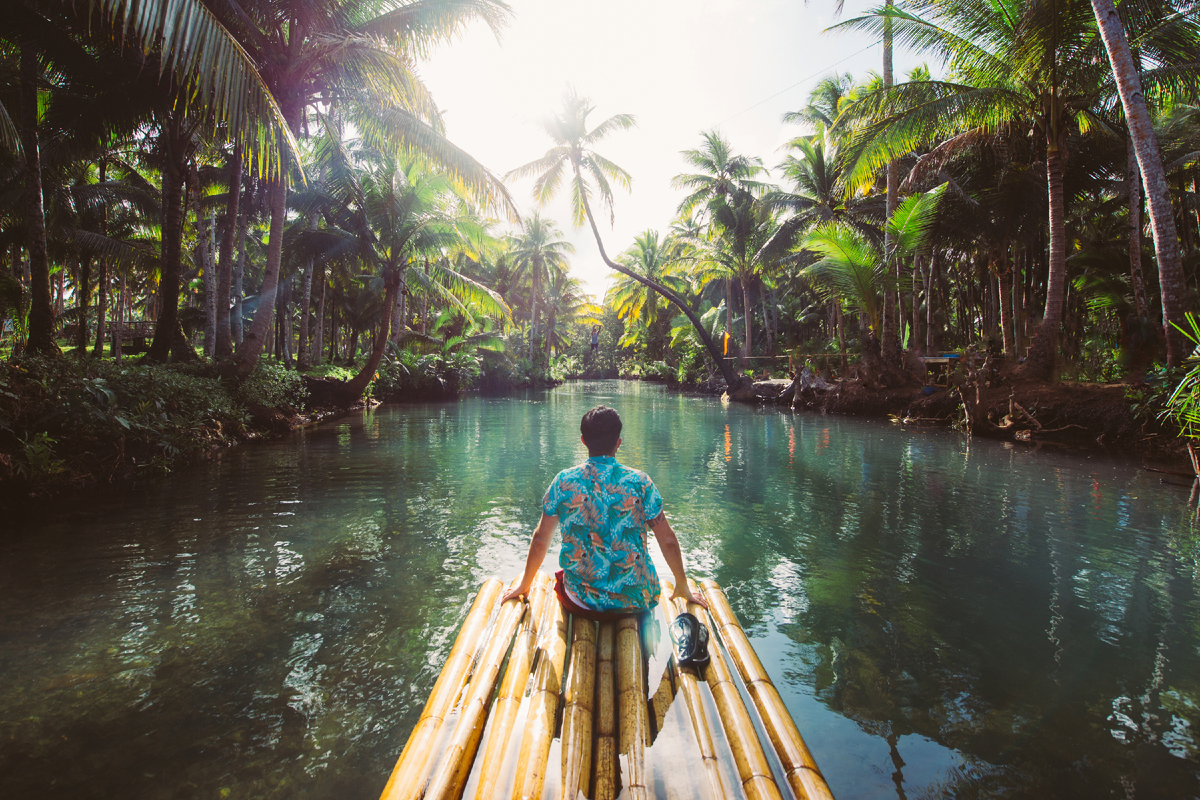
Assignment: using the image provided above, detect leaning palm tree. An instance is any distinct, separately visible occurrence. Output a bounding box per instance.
[506,213,573,366]
[506,89,744,390]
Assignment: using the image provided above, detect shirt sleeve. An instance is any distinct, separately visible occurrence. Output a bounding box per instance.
[542,472,563,517]
[643,477,663,523]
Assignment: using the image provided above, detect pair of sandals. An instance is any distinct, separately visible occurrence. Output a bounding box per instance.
[669,612,710,668]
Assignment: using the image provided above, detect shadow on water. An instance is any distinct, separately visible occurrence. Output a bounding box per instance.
[1,380,1199,799]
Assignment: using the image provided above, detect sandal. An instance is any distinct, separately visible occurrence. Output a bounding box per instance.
[669,612,710,668]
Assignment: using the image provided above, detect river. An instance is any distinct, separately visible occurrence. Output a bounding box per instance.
[1,380,1198,799]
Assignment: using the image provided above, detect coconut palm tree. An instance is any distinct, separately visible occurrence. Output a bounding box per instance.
[507,88,745,391]
[1089,0,1189,365]
[833,0,1116,380]
[607,230,688,359]
[671,131,771,218]
[506,213,573,367]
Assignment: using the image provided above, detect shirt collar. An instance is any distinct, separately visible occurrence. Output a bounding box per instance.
[587,455,617,464]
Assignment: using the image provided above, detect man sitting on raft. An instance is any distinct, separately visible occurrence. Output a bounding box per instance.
[503,405,707,617]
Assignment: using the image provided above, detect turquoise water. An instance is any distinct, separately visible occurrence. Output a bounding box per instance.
[2,380,1198,799]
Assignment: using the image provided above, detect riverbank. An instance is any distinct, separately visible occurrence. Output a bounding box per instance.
[0,357,321,509]
[746,372,1193,469]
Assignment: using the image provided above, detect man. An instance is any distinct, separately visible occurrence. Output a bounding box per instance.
[502,405,707,617]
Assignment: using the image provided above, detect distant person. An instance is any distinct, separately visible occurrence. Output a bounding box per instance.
[590,325,600,353]
[503,405,707,617]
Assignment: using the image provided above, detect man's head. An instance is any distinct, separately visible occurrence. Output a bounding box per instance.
[581,405,622,456]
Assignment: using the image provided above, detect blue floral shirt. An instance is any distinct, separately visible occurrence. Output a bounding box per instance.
[542,456,664,612]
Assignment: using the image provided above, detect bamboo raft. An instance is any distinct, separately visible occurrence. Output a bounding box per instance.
[379,573,835,800]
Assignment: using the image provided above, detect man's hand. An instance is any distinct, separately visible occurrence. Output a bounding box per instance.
[501,584,530,604]
[670,583,709,610]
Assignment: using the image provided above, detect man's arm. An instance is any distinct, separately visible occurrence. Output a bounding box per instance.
[649,512,708,609]
[501,512,558,603]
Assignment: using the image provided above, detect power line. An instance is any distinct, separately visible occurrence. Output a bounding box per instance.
[715,42,879,126]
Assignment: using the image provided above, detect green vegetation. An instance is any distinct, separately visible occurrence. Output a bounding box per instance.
[3,0,1200,492]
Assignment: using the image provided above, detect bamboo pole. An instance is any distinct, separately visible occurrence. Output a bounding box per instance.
[509,588,569,800]
[593,621,618,800]
[660,581,731,800]
[471,573,552,800]
[694,584,784,800]
[379,578,504,800]
[700,580,835,800]
[561,617,597,799]
[616,615,650,800]
[424,578,532,800]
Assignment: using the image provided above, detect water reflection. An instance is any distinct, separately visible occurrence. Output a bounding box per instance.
[0,381,1197,799]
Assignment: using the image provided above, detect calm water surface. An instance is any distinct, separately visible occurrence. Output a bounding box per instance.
[2,380,1199,799]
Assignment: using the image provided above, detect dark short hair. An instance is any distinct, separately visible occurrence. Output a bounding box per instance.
[581,405,622,455]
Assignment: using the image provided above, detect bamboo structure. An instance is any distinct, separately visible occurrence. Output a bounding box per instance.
[510,588,569,800]
[701,579,836,800]
[561,618,596,799]
[616,615,651,800]
[660,581,730,800]
[380,574,835,800]
[379,578,504,800]
[471,573,552,800]
[593,621,618,800]
[693,581,785,800]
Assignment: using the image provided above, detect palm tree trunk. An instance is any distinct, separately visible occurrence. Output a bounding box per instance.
[1020,138,1067,381]
[1092,0,1187,365]
[215,138,242,360]
[232,212,247,345]
[880,0,900,366]
[742,280,753,359]
[75,257,91,351]
[191,164,217,358]
[837,302,848,373]
[233,170,287,378]
[20,44,58,357]
[1127,139,1149,319]
[912,254,923,356]
[145,116,190,363]
[314,262,326,358]
[342,274,400,398]
[94,159,109,357]
[577,177,742,390]
[996,255,1015,359]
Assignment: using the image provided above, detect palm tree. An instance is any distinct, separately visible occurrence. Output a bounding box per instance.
[190,0,517,379]
[802,186,945,372]
[671,131,771,217]
[506,213,573,367]
[1090,0,1188,365]
[507,89,746,390]
[607,230,686,359]
[834,0,1115,380]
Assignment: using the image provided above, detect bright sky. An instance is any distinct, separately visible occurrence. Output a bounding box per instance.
[421,0,923,302]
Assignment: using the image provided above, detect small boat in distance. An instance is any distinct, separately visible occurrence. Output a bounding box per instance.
[379,573,835,800]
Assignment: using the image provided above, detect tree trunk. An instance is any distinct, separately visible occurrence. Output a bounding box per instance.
[996,253,1015,358]
[1019,138,1067,381]
[191,164,216,358]
[144,116,190,363]
[528,256,538,366]
[232,211,248,345]
[1126,138,1150,320]
[911,254,923,356]
[75,257,91,350]
[215,138,242,360]
[742,280,753,359]
[1092,0,1186,365]
[836,301,847,373]
[341,274,399,399]
[93,254,108,357]
[314,261,326,360]
[577,177,743,391]
[19,44,58,357]
[880,0,900,366]
[233,171,287,378]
